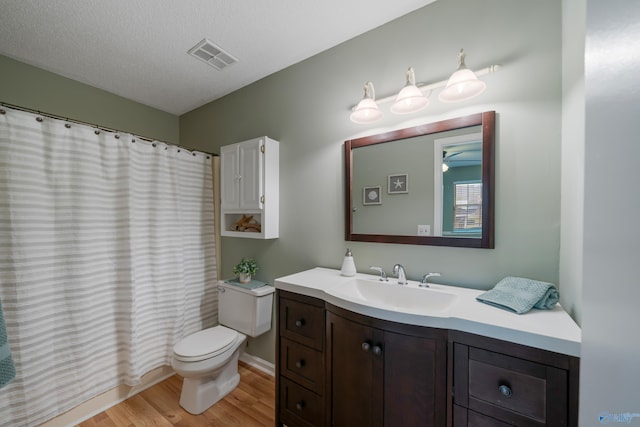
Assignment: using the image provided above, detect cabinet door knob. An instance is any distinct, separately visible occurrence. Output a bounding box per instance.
[296,401,305,411]
[362,342,371,351]
[295,319,305,327]
[372,345,382,356]
[499,384,512,398]
[295,359,305,369]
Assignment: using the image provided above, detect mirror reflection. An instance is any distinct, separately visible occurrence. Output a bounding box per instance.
[345,111,495,248]
[434,133,482,238]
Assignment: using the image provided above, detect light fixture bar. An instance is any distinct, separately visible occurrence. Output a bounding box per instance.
[353,64,501,110]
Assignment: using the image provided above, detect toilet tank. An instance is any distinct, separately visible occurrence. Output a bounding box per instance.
[217,281,275,337]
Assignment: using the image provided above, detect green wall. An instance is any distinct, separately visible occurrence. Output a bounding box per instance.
[0,55,179,143]
[181,0,563,363]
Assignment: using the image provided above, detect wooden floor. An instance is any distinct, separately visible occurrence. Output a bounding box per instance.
[78,362,275,427]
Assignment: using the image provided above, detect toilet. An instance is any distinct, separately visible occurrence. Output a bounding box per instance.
[171,281,275,414]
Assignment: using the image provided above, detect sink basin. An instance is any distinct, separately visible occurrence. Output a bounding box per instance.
[327,278,457,314]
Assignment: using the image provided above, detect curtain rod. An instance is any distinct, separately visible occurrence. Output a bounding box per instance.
[0,101,217,158]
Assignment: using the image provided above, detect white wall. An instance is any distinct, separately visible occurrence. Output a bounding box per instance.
[579,0,640,423]
[560,0,585,324]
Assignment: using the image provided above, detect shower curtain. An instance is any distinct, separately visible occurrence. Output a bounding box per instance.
[0,107,218,426]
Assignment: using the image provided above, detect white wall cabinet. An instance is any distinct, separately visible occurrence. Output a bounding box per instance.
[220,136,279,239]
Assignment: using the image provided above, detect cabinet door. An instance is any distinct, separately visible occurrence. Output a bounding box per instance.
[220,143,240,208]
[238,138,263,209]
[327,312,382,427]
[383,330,447,427]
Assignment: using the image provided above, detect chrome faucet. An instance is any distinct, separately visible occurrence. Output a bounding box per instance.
[392,264,408,285]
[419,272,441,288]
[369,266,388,281]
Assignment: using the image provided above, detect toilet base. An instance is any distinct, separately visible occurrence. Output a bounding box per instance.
[178,350,241,414]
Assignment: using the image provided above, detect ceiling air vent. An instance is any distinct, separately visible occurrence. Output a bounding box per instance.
[188,38,238,71]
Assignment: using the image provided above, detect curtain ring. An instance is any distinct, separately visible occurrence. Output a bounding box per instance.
[94,130,100,135]
[36,117,43,122]
[0,109,6,115]
[114,134,120,139]
[152,143,157,147]
[192,152,196,156]
[65,123,71,129]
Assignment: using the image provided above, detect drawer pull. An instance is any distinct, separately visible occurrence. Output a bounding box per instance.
[499,384,512,398]
[295,319,305,327]
[296,400,306,411]
[362,342,371,351]
[372,345,382,356]
[295,359,306,369]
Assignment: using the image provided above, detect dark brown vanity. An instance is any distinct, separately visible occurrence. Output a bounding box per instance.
[275,276,580,427]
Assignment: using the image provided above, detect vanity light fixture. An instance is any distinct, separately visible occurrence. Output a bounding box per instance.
[390,67,429,114]
[349,81,383,124]
[438,49,487,103]
[350,49,499,124]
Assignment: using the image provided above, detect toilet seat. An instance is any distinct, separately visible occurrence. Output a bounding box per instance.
[173,326,239,362]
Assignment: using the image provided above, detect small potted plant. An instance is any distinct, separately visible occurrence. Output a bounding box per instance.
[233,257,258,283]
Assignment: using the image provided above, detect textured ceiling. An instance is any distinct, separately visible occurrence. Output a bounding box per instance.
[0,1,436,115]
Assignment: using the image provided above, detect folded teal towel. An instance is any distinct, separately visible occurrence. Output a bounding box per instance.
[0,298,16,388]
[476,276,560,314]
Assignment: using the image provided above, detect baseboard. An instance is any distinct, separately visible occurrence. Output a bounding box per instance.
[38,365,175,427]
[239,352,275,377]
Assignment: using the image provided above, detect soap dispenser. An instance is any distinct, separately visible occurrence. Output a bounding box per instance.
[340,248,357,277]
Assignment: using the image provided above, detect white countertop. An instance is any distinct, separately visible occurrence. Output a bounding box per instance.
[275,267,581,357]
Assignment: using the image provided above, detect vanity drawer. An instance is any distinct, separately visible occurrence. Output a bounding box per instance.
[280,337,324,394]
[279,377,324,427]
[279,295,324,350]
[454,344,569,426]
[469,349,547,421]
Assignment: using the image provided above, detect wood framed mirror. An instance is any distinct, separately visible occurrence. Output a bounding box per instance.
[345,111,495,248]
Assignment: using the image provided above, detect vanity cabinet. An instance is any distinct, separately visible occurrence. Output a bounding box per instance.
[275,287,580,427]
[450,331,580,427]
[277,291,326,427]
[220,136,279,239]
[326,306,447,427]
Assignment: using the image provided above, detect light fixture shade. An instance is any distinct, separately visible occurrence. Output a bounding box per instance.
[350,99,383,123]
[391,67,429,114]
[438,49,487,103]
[350,81,383,124]
[391,84,429,114]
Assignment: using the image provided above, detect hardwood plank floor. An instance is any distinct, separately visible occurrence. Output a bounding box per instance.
[77,362,275,427]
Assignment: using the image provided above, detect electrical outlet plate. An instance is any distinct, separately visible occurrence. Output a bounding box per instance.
[417,224,431,236]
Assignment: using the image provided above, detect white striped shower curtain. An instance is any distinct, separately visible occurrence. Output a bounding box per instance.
[0,107,218,426]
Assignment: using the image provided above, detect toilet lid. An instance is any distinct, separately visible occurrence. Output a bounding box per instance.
[173,326,239,362]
